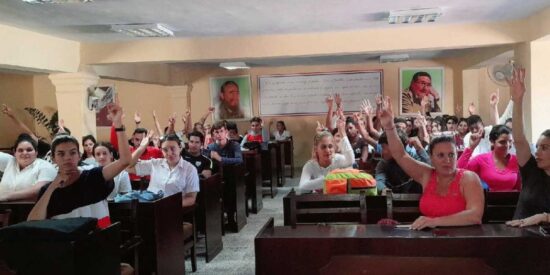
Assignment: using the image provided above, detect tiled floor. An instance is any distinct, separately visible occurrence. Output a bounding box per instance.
[187,176,299,274]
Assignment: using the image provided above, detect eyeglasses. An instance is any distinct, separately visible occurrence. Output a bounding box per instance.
[415,81,432,87]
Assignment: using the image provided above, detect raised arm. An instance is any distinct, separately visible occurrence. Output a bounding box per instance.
[199,107,215,125]
[184,109,192,134]
[377,96,432,186]
[152,110,164,137]
[1,104,39,142]
[102,100,131,181]
[508,67,531,166]
[134,111,142,128]
[489,89,500,125]
[167,113,176,135]
[325,95,334,132]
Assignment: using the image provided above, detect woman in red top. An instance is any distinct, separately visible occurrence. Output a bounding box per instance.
[377,96,484,230]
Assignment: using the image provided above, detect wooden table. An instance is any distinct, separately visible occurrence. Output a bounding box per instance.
[261,143,278,198]
[274,141,286,186]
[196,174,223,262]
[221,165,247,232]
[255,219,550,275]
[243,150,263,214]
[278,138,294,178]
[0,200,35,225]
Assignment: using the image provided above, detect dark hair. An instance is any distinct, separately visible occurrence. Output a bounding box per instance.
[92,141,118,160]
[394,117,407,125]
[188,131,205,144]
[489,125,512,143]
[408,72,431,89]
[51,134,80,157]
[211,121,227,134]
[378,130,408,146]
[13,133,38,152]
[428,135,456,155]
[331,128,339,136]
[221,80,239,94]
[505,118,513,124]
[160,134,182,147]
[466,115,483,128]
[276,121,287,131]
[446,116,459,124]
[458,117,468,125]
[542,129,550,138]
[81,135,97,160]
[133,128,148,135]
[250,116,262,124]
[225,121,239,132]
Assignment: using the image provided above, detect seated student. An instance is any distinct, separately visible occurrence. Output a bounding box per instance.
[505,68,550,227]
[225,121,243,144]
[81,135,98,167]
[111,126,163,189]
[378,95,484,230]
[375,131,428,194]
[269,120,291,141]
[182,131,213,178]
[27,101,131,229]
[458,125,520,191]
[128,134,199,207]
[0,133,57,201]
[345,117,368,162]
[93,142,131,200]
[241,117,268,148]
[208,121,243,166]
[455,117,469,153]
[299,119,354,191]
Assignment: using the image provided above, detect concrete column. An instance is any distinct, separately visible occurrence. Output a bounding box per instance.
[48,71,99,141]
[528,40,550,142]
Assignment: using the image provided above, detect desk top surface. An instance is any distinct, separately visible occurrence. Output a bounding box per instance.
[257,224,543,239]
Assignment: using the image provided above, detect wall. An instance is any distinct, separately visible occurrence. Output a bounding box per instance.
[185,59,454,166]
[0,71,35,148]
[32,75,58,139]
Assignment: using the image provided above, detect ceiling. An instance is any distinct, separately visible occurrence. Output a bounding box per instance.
[0,0,548,42]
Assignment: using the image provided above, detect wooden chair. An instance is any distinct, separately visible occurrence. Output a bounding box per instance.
[483,191,520,224]
[385,189,421,223]
[288,192,366,228]
[0,209,11,228]
[182,205,197,272]
[109,199,142,275]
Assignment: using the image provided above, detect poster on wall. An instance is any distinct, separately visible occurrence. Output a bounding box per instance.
[399,67,444,116]
[209,75,253,121]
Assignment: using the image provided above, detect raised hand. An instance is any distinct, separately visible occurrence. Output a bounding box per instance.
[337,117,346,136]
[134,111,141,124]
[107,102,123,125]
[469,131,482,149]
[325,95,334,108]
[168,112,176,125]
[316,121,326,134]
[140,130,155,147]
[420,96,430,113]
[376,96,394,130]
[489,89,500,107]
[468,102,476,115]
[152,110,157,119]
[506,66,526,102]
[334,93,342,107]
[1,104,14,117]
[208,106,215,113]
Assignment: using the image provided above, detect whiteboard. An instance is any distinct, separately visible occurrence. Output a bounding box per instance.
[258,71,383,116]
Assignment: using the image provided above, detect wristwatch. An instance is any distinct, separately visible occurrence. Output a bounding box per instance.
[114,125,126,132]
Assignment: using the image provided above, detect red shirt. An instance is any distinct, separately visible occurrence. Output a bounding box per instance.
[110,125,163,181]
[419,169,467,218]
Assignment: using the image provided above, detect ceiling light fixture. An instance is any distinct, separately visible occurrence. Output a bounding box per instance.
[111,23,174,37]
[219,62,250,70]
[22,0,92,3]
[379,54,409,63]
[388,8,442,24]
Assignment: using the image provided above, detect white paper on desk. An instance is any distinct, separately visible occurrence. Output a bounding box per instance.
[395,224,412,229]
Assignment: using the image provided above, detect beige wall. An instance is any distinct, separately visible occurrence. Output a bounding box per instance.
[32,75,58,139]
[0,72,36,148]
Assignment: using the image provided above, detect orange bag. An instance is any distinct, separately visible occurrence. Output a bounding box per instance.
[323,169,377,195]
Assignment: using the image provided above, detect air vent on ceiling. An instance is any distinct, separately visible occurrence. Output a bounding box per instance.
[22,0,92,3]
[219,62,250,70]
[388,8,442,24]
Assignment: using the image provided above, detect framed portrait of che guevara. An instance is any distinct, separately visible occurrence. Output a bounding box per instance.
[399,67,444,116]
[209,75,253,121]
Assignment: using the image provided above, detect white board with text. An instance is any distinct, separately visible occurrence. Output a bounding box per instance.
[258,71,383,115]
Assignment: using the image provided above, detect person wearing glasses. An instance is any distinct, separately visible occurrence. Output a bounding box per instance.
[128,134,199,207]
[401,72,441,114]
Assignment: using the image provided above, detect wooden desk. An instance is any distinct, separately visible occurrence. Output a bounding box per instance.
[243,150,263,214]
[255,220,550,275]
[116,193,185,275]
[283,193,386,225]
[196,174,223,262]
[279,138,294,178]
[221,165,247,232]
[261,144,278,198]
[0,200,35,225]
[274,141,286,186]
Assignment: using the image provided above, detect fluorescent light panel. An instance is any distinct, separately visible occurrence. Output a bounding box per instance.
[111,23,174,37]
[388,8,442,24]
[220,62,250,70]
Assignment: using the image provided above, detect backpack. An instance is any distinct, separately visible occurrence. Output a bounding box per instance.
[324,169,377,196]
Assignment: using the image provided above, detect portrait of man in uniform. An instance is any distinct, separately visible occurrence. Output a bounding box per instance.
[400,68,444,115]
[210,76,252,120]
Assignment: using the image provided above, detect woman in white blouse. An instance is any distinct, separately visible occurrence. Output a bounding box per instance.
[0,133,57,201]
[128,134,199,207]
[93,142,131,200]
[299,119,354,191]
[270,120,292,141]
